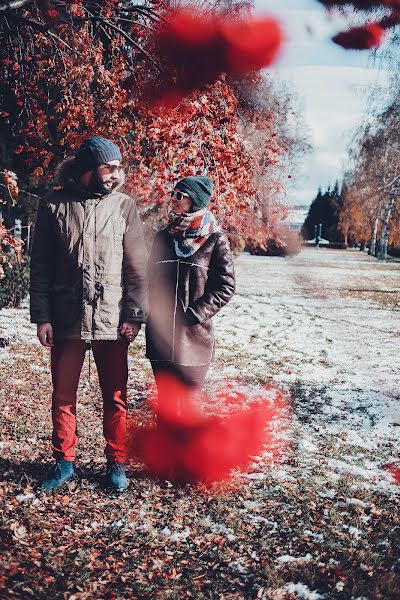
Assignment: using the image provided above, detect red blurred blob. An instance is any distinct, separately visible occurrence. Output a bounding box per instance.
[384,464,400,485]
[316,1,399,49]
[151,372,203,428]
[333,23,385,49]
[153,10,283,104]
[128,373,288,484]
[183,404,269,483]
[221,18,283,73]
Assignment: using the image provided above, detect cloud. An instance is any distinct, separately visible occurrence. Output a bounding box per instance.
[282,65,390,204]
[253,0,390,206]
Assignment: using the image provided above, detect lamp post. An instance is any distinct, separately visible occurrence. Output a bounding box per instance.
[314,223,321,248]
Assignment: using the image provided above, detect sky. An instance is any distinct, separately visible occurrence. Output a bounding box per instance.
[254,0,390,207]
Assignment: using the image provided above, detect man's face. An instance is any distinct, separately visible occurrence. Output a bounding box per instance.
[82,160,123,195]
[96,160,122,191]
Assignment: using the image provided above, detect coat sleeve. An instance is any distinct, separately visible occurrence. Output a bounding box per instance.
[121,201,149,324]
[29,199,54,324]
[186,233,235,324]
[147,232,159,271]
[147,230,165,271]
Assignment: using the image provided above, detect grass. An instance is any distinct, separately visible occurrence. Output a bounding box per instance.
[0,340,399,599]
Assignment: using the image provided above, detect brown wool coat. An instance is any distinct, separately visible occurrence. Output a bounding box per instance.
[30,161,148,342]
[145,228,235,366]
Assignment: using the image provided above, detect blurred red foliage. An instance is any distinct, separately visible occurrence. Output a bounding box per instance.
[318,0,400,49]
[154,9,283,102]
[128,373,288,485]
[319,0,399,7]
[333,23,385,49]
[384,463,400,485]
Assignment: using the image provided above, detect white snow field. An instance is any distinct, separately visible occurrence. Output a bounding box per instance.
[210,248,400,494]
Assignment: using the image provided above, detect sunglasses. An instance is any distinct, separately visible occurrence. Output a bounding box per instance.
[170,189,191,201]
[98,163,123,174]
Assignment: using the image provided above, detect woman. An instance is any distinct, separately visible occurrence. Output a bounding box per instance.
[145,175,235,421]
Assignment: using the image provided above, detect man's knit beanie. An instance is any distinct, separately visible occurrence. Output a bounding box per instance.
[175,176,213,209]
[75,137,122,173]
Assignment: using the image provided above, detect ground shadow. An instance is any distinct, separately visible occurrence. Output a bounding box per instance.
[0,457,153,492]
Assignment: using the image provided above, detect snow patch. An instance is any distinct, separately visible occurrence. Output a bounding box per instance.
[276,553,314,563]
[283,581,325,599]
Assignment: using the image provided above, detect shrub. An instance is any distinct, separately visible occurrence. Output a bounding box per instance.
[227,232,246,256]
[0,255,30,309]
[246,226,302,257]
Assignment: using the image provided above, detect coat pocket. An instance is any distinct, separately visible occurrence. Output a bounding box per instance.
[51,284,82,328]
[98,284,123,328]
[176,318,214,365]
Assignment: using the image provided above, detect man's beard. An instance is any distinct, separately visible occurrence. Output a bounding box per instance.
[88,171,120,195]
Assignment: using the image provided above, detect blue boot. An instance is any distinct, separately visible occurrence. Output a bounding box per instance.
[105,462,128,492]
[42,459,75,491]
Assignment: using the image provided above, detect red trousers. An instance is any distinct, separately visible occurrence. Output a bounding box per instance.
[50,340,128,463]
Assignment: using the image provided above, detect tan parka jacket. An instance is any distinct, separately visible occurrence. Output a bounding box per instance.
[30,159,148,342]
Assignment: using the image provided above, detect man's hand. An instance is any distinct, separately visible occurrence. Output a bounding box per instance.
[37,323,54,347]
[119,322,141,342]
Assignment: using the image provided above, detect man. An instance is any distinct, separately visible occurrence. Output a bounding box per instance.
[30,137,148,492]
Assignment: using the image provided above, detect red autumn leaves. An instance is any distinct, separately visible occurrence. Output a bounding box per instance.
[333,23,386,49]
[150,2,398,105]
[385,463,400,485]
[153,10,283,104]
[319,0,400,8]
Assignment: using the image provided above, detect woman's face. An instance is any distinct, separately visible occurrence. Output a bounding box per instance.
[170,189,194,214]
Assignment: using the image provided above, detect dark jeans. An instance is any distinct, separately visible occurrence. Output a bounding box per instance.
[150,361,209,422]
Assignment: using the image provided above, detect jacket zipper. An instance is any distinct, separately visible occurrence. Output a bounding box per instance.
[171,260,180,361]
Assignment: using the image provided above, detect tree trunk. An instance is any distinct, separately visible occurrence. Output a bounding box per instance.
[368,216,379,256]
[343,226,348,248]
[376,195,395,260]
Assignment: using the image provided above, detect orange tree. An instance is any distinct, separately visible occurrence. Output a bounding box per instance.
[10,1,389,261]
[5,0,392,262]
[0,0,297,255]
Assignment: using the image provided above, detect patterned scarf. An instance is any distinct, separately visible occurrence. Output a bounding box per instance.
[167,209,221,258]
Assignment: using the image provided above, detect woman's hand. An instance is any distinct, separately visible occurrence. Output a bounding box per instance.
[119,322,141,342]
[37,323,54,347]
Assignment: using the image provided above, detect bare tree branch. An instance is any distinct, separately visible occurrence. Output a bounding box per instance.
[0,0,34,12]
[2,11,82,53]
[88,15,162,71]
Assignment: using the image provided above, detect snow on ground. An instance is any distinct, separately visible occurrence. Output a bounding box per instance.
[210,248,400,494]
[0,247,399,599]
[0,298,37,353]
[1,248,399,497]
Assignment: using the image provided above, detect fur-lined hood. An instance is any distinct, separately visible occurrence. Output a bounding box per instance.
[54,156,126,195]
